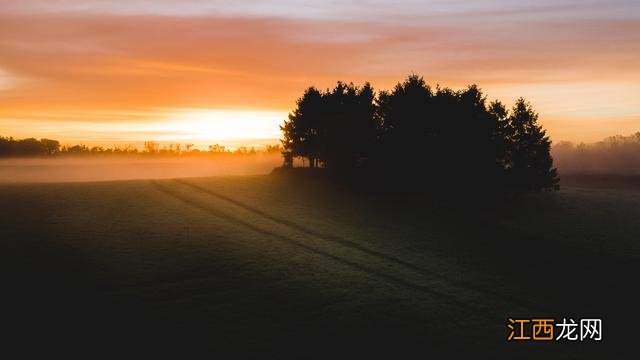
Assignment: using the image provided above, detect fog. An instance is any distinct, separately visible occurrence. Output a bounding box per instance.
[552,133,640,175]
[0,154,282,183]
[3,138,640,184]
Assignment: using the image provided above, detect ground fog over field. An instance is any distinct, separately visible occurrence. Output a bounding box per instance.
[0,154,282,183]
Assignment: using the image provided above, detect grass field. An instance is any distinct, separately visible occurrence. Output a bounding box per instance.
[1,172,638,358]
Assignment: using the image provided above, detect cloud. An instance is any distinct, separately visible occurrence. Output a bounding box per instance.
[0,2,639,143]
[2,0,639,22]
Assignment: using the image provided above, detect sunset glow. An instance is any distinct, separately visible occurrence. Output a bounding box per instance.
[0,109,286,149]
[1,0,639,146]
[159,109,286,148]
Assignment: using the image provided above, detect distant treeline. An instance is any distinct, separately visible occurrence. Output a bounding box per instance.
[553,133,640,174]
[0,137,281,157]
[281,75,558,191]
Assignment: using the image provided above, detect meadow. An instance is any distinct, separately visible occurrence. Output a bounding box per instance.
[1,171,638,358]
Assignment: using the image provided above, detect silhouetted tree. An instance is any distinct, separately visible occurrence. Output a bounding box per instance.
[64,144,90,154]
[0,137,55,156]
[319,82,377,172]
[265,144,281,154]
[377,75,433,181]
[377,77,502,186]
[144,141,160,154]
[504,98,559,190]
[208,144,228,153]
[282,83,377,173]
[0,136,274,157]
[452,85,503,185]
[0,136,13,155]
[281,74,560,191]
[40,138,60,155]
[552,132,640,173]
[281,87,323,168]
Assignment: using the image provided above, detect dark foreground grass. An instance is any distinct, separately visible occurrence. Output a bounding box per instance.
[1,173,638,358]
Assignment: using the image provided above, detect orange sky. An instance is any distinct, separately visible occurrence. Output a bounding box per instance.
[1,1,639,148]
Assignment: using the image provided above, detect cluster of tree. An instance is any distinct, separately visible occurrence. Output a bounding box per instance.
[553,132,640,174]
[141,141,274,155]
[0,136,281,157]
[0,137,61,156]
[281,75,559,191]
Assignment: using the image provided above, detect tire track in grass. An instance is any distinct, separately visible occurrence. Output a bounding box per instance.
[174,178,551,315]
[151,180,485,315]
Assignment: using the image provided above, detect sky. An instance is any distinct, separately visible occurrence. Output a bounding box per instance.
[1,0,639,148]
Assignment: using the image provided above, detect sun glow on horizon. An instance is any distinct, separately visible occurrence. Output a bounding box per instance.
[0,108,287,150]
[162,109,286,144]
[119,108,288,149]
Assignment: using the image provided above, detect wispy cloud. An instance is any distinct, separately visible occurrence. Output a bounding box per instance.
[0,1,639,143]
[3,0,639,21]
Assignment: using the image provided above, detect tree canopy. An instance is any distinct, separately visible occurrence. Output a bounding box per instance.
[280,75,559,191]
